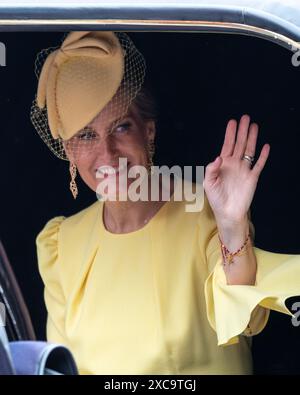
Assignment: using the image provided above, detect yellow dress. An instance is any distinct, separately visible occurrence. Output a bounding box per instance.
[36,183,300,375]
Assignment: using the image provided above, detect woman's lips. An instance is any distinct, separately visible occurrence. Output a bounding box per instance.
[97,162,129,177]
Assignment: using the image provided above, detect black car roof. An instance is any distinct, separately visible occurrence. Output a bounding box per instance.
[0,1,299,50]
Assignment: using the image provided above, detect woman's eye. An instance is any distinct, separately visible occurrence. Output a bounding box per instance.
[114,122,131,134]
[77,130,97,140]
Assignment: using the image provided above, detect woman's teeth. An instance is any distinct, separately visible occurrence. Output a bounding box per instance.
[98,163,127,175]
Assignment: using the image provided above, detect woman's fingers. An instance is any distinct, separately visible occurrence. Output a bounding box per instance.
[220,119,237,157]
[244,122,258,159]
[221,114,260,162]
[218,114,269,178]
[251,144,270,177]
[233,114,251,158]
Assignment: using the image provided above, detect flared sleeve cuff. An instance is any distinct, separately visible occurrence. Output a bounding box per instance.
[36,216,66,343]
[204,246,300,346]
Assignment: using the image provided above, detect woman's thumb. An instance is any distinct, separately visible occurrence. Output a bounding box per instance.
[205,156,222,183]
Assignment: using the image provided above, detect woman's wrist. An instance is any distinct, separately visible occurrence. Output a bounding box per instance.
[216,216,250,252]
[216,216,257,285]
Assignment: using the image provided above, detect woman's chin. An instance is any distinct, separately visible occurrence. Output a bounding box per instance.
[95,177,128,202]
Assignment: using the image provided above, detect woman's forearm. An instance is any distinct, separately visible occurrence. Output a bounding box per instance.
[216,217,257,285]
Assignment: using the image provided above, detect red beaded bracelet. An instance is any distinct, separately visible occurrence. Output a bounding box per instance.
[218,232,250,265]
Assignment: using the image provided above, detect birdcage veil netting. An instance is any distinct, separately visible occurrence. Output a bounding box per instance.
[30,32,146,161]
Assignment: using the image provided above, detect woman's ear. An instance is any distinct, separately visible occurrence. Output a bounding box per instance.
[146,120,156,141]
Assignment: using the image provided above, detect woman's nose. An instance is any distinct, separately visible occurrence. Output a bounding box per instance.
[96,134,116,160]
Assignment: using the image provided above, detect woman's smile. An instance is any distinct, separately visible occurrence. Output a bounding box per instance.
[95,160,131,178]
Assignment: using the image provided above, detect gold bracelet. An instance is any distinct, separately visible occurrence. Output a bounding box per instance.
[218,232,250,265]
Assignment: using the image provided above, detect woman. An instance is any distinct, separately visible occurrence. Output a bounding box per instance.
[32,31,300,374]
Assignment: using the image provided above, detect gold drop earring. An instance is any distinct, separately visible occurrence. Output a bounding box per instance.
[69,162,78,199]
